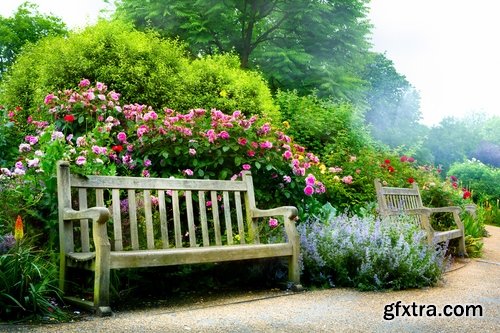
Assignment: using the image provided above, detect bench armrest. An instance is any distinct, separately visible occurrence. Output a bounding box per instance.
[63,207,111,247]
[251,206,298,220]
[428,206,462,214]
[63,207,110,224]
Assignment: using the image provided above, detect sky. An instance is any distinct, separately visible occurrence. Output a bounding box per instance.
[368,0,500,125]
[1,0,499,126]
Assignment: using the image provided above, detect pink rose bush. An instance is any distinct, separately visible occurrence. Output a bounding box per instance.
[2,80,325,209]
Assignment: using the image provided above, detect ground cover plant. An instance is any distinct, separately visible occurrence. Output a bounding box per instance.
[0,216,67,322]
[298,203,449,291]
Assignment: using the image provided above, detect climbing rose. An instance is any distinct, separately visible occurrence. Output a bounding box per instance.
[117,132,127,142]
[304,185,314,196]
[268,218,278,228]
[64,114,75,122]
[342,175,353,184]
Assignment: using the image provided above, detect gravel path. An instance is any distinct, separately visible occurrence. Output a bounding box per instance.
[3,225,499,333]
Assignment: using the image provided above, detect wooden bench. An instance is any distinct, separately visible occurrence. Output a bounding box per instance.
[374,179,467,256]
[56,161,301,316]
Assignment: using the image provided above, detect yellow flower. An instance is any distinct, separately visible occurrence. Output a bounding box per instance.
[219,90,228,98]
[319,164,327,174]
[333,175,340,183]
[282,121,290,129]
[14,215,24,241]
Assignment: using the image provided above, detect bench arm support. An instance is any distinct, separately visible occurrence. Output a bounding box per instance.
[251,206,301,287]
[63,207,111,248]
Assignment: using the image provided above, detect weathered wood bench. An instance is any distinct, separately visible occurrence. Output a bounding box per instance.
[374,179,467,256]
[57,161,301,316]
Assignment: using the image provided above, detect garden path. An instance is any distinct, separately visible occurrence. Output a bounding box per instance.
[5,226,500,333]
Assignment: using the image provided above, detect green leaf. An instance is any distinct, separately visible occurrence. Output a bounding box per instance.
[255,161,261,169]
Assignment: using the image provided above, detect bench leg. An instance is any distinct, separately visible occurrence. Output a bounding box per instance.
[288,256,303,291]
[59,255,67,295]
[457,235,467,258]
[94,246,112,316]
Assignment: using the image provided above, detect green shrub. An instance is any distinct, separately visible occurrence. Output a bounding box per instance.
[0,20,279,155]
[275,90,370,157]
[448,159,500,202]
[298,204,449,291]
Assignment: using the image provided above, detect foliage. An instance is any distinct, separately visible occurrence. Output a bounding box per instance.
[298,204,449,291]
[0,218,67,322]
[275,90,371,157]
[113,0,372,100]
[448,159,500,202]
[0,20,279,151]
[0,2,67,78]
[479,199,500,227]
[320,146,439,214]
[1,80,325,238]
[422,117,482,174]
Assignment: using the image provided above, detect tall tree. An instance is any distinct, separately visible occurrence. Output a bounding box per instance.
[424,117,480,174]
[0,2,67,78]
[113,0,372,100]
[362,53,426,149]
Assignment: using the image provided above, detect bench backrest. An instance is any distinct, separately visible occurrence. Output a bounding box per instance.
[374,179,424,215]
[58,162,267,254]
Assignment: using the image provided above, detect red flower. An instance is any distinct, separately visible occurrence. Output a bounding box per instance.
[463,191,471,199]
[388,166,395,173]
[452,182,458,189]
[64,114,75,122]
[407,157,415,163]
[112,145,123,153]
[400,156,408,162]
[384,159,391,164]
[408,177,415,184]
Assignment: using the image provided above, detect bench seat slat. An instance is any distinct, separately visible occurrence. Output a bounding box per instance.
[109,243,293,269]
[433,229,463,243]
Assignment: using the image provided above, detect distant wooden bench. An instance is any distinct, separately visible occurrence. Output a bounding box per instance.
[374,179,467,256]
[57,161,301,316]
